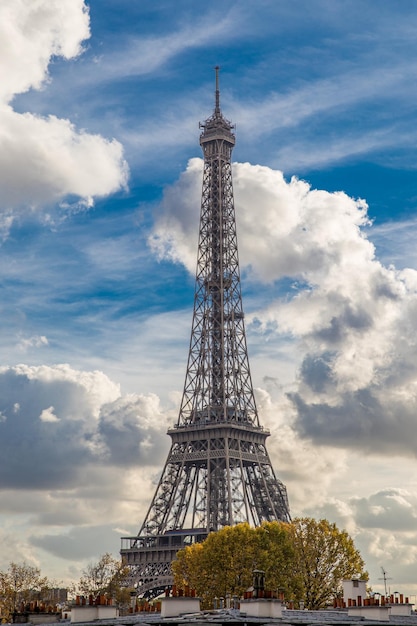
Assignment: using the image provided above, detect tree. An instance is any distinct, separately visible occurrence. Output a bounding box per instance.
[172,542,205,597]
[173,523,256,607]
[172,521,294,608]
[255,520,299,600]
[0,562,50,621]
[290,517,368,609]
[172,518,367,610]
[76,553,130,606]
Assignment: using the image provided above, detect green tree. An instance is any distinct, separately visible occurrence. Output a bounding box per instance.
[198,523,258,604]
[172,518,367,610]
[255,521,298,599]
[290,517,368,609]
[172,521,294,608]
[0,562,50,621]
[172,541,205,596]
[76,553,131,606]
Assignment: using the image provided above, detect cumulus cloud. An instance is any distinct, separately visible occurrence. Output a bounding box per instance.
[0,0,128,224]
[0,364,172,490]
[0,108,128,210]
[150,159,417,458]
[254,387,348,513]
[98,393,171,466]
[352,489,417,532]
[301,486,417,588]
[0,364,118,488]
[39,406,59,423]
[149,157,202,272]
[0,0,90,102]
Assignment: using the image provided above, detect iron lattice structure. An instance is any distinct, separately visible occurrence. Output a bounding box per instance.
[121,69,290,597]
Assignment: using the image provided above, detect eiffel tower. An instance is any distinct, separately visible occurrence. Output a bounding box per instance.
[121,68,290,597]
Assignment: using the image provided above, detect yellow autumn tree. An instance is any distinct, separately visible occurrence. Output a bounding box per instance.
[255,521,298,597]
[172,521,294,608]
[0,562,50,621]
[75,553,131,607]
[172,518,367,610]
[172,524,255,607]
[172,541,205,595]
[290,518,368,609]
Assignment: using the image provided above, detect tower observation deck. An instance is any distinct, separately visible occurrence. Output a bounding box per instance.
[121,68,290,597]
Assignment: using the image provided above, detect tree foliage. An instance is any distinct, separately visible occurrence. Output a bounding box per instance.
[172,521,294,608]
[172,518,367,610]
[290,517,368,609]
[76,553,130,606]
[0,562,50,621]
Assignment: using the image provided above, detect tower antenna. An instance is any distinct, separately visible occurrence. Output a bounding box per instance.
[214,65,220,113]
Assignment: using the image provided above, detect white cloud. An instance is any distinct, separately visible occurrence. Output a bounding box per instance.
[150,158,371,281]
[233,65,402,139]
[0,364,119,488]
[80,9,242,82]
[0,361,181,581]
[98,393,172,466]
[0,0,128,223]
[0,364,176,491]
[151,160,417,458]
[39,406,59,423]
[13,363,121,416]
[254,387,348,514]
[0,527,40,569]
[0,0,90,103]
[17,335,49,351]
[0,107,128,211]
[230,62,417,172]
[302,485,417,591]
[149,157,202,272]
[352,489,417,532]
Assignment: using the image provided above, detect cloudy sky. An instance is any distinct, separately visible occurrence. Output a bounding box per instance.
[2,0,417,598]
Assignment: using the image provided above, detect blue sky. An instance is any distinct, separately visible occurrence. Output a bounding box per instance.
[2,0,417,599]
